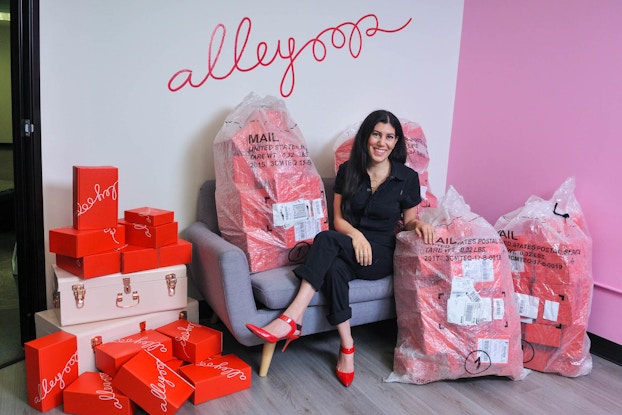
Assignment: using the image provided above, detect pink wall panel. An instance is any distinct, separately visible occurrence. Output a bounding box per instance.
[449,0,622,344]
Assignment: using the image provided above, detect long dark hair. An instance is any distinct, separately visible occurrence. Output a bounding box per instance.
[340,110,407,224]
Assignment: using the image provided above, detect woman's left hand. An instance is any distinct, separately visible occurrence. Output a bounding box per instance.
[407,220,436,244]
[403,207,436,244]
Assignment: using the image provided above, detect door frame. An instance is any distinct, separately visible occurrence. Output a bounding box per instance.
[11,0,46,345]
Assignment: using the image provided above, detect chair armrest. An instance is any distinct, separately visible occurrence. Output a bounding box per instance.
[185,221,274,346]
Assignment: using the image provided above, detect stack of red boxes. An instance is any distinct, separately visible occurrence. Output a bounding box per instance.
[27,317,251,414]
[213,94,329,272]
[49,166,192,278]
[48,166,192,328]
[120,207,192,273]
[494,178,593,377]
[50,166,125,279]
[334,118,438,212]
[27,165,200,412]
[387,187,524,384]
[156,319,252,404]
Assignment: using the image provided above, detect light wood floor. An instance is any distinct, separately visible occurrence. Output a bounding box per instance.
[2,318,621,415]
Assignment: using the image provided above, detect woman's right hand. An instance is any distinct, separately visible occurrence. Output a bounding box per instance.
[351,232,373,266]
[333,193,373,266]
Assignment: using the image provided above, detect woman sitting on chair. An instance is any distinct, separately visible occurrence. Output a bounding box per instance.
[246,109,436,386]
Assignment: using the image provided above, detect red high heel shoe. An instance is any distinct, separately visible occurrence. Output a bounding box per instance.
[336,345,355,387]
[246,315,302,352]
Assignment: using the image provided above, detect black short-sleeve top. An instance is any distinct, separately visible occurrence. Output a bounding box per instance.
[334,160,422,248]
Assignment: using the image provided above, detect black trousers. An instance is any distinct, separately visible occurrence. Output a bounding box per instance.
[293,230,394,326]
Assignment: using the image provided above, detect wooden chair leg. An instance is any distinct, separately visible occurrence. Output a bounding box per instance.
[258,342,277,377]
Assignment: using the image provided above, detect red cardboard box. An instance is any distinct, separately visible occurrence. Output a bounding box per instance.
[56,250,121,279]
[24,331,79,412]
[95,329,173,377]
[178,354,251,404]
[124,207,174,227]
[532,282,573,326]
[165,358,186,373]
[159,238,192,267]
[124,221,178,248]
[50,225,126,258]
[63,371,136,415]
[524,322,563,348]
[216,173,328,273]
[231,154,259,188]
[120,244,159,274]
[113,351,194,415]
[156,320,222,363]
[73,166,119,230]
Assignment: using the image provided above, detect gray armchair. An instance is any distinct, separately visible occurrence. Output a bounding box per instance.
[185,178,396,376]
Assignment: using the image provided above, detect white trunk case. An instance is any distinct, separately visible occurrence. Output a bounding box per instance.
[54,264,188,326]
[35,297,199,375]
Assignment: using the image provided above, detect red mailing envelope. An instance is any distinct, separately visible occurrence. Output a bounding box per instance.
[113,350,194,415]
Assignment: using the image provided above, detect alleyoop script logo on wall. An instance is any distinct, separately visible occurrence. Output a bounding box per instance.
[167,13,412,98]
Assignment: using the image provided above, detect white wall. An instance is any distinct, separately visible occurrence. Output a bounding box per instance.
[39,0,463,306]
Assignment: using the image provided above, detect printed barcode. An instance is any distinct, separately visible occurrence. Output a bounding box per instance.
[518,300,525,314]
[493,298,504,320]
[480,339,491,362]
[292,203,308,219]
[295,219,321,241]
[466,291,480,303]
[465,303,474,324]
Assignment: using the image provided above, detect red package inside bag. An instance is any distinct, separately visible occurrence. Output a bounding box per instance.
[213,93,328,272]
[495,177,593,377]
[386,186,525,385]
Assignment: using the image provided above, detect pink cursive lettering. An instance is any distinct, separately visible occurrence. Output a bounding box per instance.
[132,223,152,238]
[138,208,155,224]
[114,336,168,353]
[104,227,121,245]
[175,322,196,358]
[168,14,411,98]
[33,352,78,404]
[96,372,123,410]
[150,359,175,413]
[198,360,247,381]
[75,181,118,217]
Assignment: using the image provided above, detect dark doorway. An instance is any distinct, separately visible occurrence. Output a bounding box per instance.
[1,0,46,369]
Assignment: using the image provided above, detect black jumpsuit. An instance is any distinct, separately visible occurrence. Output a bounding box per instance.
[293,160,422,325]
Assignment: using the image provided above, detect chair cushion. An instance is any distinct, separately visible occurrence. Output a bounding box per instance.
[250,265,394,310]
